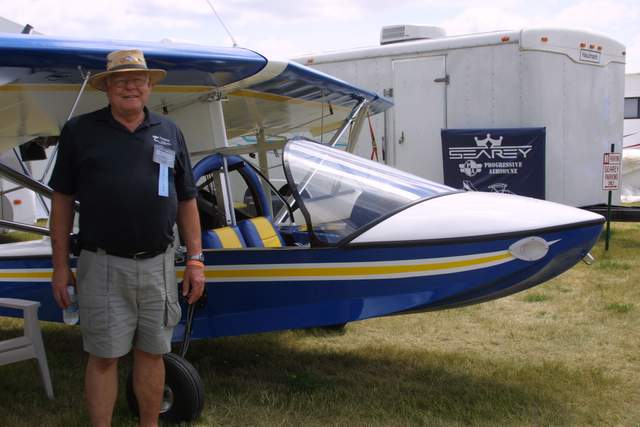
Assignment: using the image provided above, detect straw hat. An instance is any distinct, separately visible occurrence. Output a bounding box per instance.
[89,49,166,91]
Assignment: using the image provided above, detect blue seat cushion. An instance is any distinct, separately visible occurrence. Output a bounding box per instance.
[202,226,246,249]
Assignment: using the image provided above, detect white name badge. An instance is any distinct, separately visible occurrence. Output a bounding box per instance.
[158,165,169,197]
[153,145,175,168]
[153,145,175,197]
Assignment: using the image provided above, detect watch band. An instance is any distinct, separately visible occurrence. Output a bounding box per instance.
[186,252,205,262]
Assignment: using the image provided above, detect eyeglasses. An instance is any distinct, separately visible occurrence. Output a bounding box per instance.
[109,77,149,89]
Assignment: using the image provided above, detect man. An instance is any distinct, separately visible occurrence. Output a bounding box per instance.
[49,49,205,427]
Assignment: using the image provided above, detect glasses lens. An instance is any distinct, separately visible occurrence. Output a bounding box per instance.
[112,77,147,88]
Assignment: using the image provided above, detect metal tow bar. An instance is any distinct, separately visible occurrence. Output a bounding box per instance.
[179,286,207,358]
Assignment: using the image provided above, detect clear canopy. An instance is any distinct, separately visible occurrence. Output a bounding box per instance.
[283,140,456,244]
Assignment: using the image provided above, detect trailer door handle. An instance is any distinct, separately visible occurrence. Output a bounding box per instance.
[434,75,450,84]
[398,131,405,144]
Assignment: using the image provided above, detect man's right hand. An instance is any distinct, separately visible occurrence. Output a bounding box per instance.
[52,268,75,309]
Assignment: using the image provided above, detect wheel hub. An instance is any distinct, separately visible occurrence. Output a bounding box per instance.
[160,385,174,413]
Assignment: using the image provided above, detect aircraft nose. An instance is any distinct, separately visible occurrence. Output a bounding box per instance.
[349,192,604,244]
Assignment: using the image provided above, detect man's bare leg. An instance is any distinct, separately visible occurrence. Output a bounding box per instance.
[85,355,119,427]
[133,348,165,427]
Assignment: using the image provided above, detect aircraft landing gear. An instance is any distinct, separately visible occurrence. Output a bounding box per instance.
[126,352,204,423]
[126,291,206,423]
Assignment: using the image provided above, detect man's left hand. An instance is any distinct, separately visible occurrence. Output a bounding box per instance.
[182,265,205,304]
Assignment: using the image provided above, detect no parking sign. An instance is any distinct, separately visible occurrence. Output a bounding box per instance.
[602,153,621,190]
[602,149,621,251]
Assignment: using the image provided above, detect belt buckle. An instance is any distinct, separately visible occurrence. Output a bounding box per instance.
[131,251,148,260]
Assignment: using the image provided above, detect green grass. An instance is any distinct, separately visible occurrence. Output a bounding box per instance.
[594,259,631,270]
[605,303,634,313]
[523,293,550,303]
[0,223,639,426]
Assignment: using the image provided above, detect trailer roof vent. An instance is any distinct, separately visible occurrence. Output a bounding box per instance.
[380,25,446,45]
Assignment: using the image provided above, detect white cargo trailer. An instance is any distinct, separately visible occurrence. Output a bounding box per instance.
[623,73,640,202]
[295,26,625,207]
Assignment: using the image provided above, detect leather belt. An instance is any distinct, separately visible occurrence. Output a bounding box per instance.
[81,243,167,260]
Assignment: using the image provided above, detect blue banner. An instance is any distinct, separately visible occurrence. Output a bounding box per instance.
[441,128,546,199]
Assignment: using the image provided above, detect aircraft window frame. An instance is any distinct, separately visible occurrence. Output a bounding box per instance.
[241,160,296,224]
[196,172,225,230]
[195,159,270,230]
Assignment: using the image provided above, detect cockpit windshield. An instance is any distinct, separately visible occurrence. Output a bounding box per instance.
[283,140,456,245]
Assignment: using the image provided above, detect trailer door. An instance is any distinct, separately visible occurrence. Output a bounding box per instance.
[392,56,446,181]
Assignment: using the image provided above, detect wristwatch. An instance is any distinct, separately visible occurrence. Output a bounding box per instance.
[186,252,205,262]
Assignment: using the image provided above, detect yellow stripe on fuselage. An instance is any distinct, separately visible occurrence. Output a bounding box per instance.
[0,251,514,283]
[171,251,514,281]
[0,271,53,279]
[201,252,511,279]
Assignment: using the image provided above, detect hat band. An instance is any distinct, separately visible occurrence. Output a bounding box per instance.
[108,63,149,72]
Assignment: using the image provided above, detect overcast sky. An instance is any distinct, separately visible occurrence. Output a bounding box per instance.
[2,0,639,72]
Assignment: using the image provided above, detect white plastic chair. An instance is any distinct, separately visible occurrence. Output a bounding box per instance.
[0,298,54,399]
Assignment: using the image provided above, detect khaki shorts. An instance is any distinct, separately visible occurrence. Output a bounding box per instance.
[76,247,181,358]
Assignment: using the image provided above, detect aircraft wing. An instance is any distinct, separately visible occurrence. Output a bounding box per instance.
[0,33,392,154]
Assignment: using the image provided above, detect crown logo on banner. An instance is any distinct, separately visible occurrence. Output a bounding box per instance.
[474,133,503,148]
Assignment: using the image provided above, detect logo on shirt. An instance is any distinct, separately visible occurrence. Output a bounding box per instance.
[152,135,172,146]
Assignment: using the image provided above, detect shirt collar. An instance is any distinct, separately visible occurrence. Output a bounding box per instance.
[96,106,161,130]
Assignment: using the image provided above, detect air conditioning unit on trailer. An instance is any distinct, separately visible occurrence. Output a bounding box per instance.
[380,25,446,45]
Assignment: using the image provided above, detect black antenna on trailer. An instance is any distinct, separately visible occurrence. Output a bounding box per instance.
[204,0,238,47]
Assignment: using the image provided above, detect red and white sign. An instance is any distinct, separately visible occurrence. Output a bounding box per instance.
[602,152,621,190]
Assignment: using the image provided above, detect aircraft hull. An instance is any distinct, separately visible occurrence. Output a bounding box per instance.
[0,221,601,341]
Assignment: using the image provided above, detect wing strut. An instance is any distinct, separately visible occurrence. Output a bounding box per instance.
[0,162,80,212]
[40,68,92,186]
[329,99,368,149]
[206,92,237,227]
[255,128,273,212]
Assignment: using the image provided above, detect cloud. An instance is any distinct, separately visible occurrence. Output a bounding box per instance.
[2,0,207,40]
[547,0,638,29]
[218,0,367,26]
[441,7,530,35]
[439,0,638,35]
[626,35,640,73]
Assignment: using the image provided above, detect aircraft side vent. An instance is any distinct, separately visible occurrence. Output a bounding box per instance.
[380,25,446,45]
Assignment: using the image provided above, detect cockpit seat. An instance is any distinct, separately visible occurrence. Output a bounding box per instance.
[238,217,285,248]
[202,226,246,249]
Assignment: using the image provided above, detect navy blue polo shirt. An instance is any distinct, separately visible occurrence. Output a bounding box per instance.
[49,106,197,253]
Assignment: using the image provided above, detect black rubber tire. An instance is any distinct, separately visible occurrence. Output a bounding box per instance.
[126,352,204,423]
